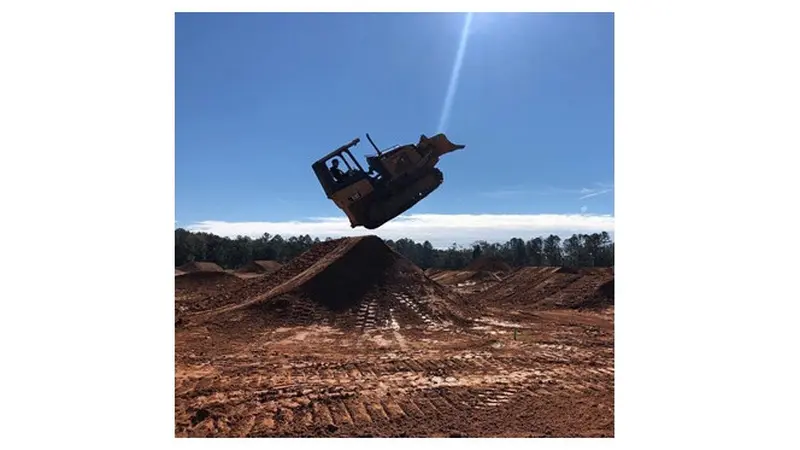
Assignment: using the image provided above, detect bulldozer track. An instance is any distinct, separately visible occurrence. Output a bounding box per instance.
[356,298,378,331]
[363,169,443,229]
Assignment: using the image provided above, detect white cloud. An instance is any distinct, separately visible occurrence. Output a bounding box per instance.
[185,213,614,249]
[580,205,588,214]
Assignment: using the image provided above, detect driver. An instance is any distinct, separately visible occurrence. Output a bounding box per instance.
[330,158,346,182]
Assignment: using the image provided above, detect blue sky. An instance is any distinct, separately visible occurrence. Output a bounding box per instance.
[176,12,614,246]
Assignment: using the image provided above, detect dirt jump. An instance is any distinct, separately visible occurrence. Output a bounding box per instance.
[177,261,225,273]
[236,260,283,275]
[175,236,614,438]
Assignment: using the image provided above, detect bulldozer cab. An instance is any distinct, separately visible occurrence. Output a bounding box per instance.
[312,139,371,198]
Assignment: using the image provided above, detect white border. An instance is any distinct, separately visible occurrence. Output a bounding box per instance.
[2,1,799,449]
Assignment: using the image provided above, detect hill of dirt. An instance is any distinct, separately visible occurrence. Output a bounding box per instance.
[429,270,503,286]
[466,257,512,272]
[177,261,224,273]
[175,271,242,291]
[183,236,470,331]
[175,272,246,317]
[574,278,614,310]
[471,267,613,310]
[236,260,283,274]
[424,268,444,277]
[178,238,348,316]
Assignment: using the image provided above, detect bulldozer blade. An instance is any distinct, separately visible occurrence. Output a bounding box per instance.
[420,133,466,159]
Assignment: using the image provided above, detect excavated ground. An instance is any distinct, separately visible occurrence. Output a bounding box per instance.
[175,272,246,315]
[471,267,615,310]
[175,237,614,438]
[428,270,507,295]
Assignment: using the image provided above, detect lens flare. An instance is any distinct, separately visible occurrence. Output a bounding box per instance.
[437,12,474,133]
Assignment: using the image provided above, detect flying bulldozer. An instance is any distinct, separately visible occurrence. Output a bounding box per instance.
[312,133,465,229]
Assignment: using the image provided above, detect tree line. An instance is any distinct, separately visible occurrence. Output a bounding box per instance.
[175,229,614,271]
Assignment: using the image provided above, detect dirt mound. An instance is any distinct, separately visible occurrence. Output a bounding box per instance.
[468,270,503,282]
[175,272,246,318]
[539,269,615,309]
[175,271,242,290]
[429,270,503,285]
[466,257,512,272]
[190,236,469,331]
[429,270,471,285]
[574,278,614,309]
[178,238,347,315]
[470,267,613,310]
[598,278,614,297]
[236,260,283,274]
[177,261,224,273]
[424,268,444,277]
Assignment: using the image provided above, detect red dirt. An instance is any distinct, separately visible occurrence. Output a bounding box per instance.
[175,271,243,290]
[471,267,614,310]
[175,237,615,438]
[175,272,246,318]
[466,256,512,272]
[236,260,283,275]
[175,313,614,437]
[427,270,506,296]
[176,238,347,317]
[177,261,225,273]
[429,270,499,285]
[190,236,471,331]
[575,278,614,310]
[424,268,444,277]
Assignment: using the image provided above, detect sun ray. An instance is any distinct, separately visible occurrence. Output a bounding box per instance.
[437,12,474,133]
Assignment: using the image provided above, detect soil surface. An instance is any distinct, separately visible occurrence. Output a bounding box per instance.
[236,260,283,275]
[178,261,225,273]
[428,270,507,295]
[175,237,614,437]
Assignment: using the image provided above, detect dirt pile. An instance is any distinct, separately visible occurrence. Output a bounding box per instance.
[429,270,471,285]
[470,267,613,310]
[574,278,614,309]
[178,238,347,315]
[191,236,469,331]
[236,260,283,275]
[429,270,503,286]
[176,272,242,291]
[466,257,512,272]
[175,272,246,316]
[424,268,444,277]
[177,261,224,273]
[468,270,503,282]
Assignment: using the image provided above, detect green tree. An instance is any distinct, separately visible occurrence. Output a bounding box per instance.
[526,237,544,266]
[472,244,482,261]
[174,229,612,270]
[420,241,435,268]
[562,234,582,267]
[509,238,527,267]
[543,235,563,266]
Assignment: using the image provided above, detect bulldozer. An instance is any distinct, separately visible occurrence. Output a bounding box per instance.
[312,133,465,229]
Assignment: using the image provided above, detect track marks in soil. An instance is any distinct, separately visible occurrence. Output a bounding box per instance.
[176,342,613,437]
